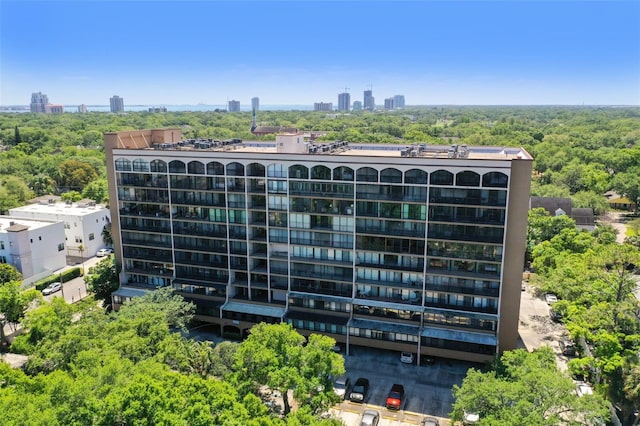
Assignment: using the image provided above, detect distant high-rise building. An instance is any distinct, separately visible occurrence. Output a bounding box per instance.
[353,101,363,111]
[228,100,241,112]
[393,95,405,109]
[338,92,351,112]
[314,102,333,112]
[110,96,125,113]
[45,104,64,114]
[364,89,375,111]
[148,107,167,113]
[251,97,260,112]
[384,98,395,110]
[78,104,88,113]
[30,92,49,113]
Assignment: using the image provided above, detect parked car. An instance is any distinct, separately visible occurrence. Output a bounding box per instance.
[576,381,594,397]
[560,339,576,356]
[549,307,563,322]
[545,293,558,304]
[333,375,350,399]
[463,412,480,425]
[349,377,370,403]
[359,409,379,426]
[385,383,405,410]
[421,417,440,426]
[421,355,437,365]
[400,352,414,364]
[96,248,114,257]
[42,282,62,295]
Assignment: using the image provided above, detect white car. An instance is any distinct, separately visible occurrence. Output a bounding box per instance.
[545,293,558,304]
[333,376,350,399]
[96,248,114,257]
[42,282,62,295]
[400,352,415,364]
[576,381,594,397]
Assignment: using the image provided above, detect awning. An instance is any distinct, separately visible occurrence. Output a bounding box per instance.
[421,327,497,346]
[353,298,423,312]
[222,301,286,319]
[288,292,352,304]
[112,286,150,298]
[422,306,498,321]
[349,318,420,335]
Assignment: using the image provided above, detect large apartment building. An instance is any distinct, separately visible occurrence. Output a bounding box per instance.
[105,128,532,363]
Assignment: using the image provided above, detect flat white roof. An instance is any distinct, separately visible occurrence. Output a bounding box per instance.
[0,216,60,232]
[10,202,108,217]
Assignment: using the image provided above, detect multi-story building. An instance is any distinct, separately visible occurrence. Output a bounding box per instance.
[338,93,351,112]
[105,129,532,363]
[110,95,125,113]
[78,104,88,113]
[228,100,241,112]
[353,101,363,111]
[364,90,375,111]
[252,97,260,112]
[9,198,111,259]
[0,216,66,284]
[30,92,49,113]
[45,104,64,114]
[314,102,333,112]
[384,98,395,110]
[394,95,405,109]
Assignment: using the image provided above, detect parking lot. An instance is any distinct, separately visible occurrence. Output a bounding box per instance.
[327,345,480,425]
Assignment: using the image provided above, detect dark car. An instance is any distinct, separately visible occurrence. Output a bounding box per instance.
[349,377,370,403]
[549,307,563,322]
[560,340,576,356]
[385,383,405,410]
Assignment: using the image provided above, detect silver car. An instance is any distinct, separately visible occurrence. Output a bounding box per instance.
[333,375,350,399]
[360,409,379,426]
[42,282,62,295]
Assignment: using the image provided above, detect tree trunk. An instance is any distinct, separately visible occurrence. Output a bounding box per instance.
[282,389,291,415]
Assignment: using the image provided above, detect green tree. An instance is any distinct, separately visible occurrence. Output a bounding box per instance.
[0,264,22,284]
[81,178,108,203]
[117,286,195,331]
[232,323,345,415]
[84,256,119,303]
[60,190,82,202]
[56,159,98,190]
[451,347,609,425]
[0,280,39,346]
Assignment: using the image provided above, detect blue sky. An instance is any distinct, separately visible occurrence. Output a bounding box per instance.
[1,1,639,106]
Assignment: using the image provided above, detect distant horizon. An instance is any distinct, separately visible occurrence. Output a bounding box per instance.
[2,1,638,106]
[2,103,639,108]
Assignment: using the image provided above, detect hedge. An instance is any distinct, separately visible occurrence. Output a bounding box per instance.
[34,267,83,291]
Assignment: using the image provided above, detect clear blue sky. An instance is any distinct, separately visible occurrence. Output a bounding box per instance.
[1,1,639,106]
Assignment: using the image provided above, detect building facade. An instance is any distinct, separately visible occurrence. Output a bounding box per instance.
[384,98,395,110]
[314,102,333,112]
[110,96,125,113]
[338,93,351,112]
[228,100,241,112]
[352,101,363,111]
[10,199,111,259]
[0,216,66,283]
[364,90,375,111]
[45,104,64,114]
[252,97,260,112]
[105,129,532,363]
[394,95,406,109]
[30,92,49,113]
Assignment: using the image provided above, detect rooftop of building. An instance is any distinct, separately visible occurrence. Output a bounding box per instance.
[115,137,532,161]
[0,216,60,233]
[9,199,108,216]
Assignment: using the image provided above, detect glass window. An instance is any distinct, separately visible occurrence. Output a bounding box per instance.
[247,163,265,177]
[356,167,378,182]
[430,170,453,185]
[289,165,309,179]
[482,172,509,188]
[405,169,428,184]
[207,161,224,175]
[150,160,167,173]
[380,168,402,183]
[311,165,331,180]
[115,158,131,171]
[132,159,149,172]
[268,163,287,178]
[188,161,205,174]
[456,171,480,187]
[333,166,354,181]
[169,160,186,174]
[227,162,245,176]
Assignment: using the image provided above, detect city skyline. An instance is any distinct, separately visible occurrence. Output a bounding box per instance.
[1,1,639,106]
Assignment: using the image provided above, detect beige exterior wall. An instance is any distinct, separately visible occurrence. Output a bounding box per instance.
[498,157,533,352]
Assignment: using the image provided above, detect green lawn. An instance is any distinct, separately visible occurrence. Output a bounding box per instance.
[626,218,640,237]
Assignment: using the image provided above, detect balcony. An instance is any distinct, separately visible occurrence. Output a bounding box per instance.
[356,261,424,273]
[424,300,498,315]
[355,292,422,305]
[424,282,500,297]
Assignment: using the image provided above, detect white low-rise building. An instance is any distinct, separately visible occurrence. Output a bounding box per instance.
[0,216,66,283]
[9,199,111,259]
